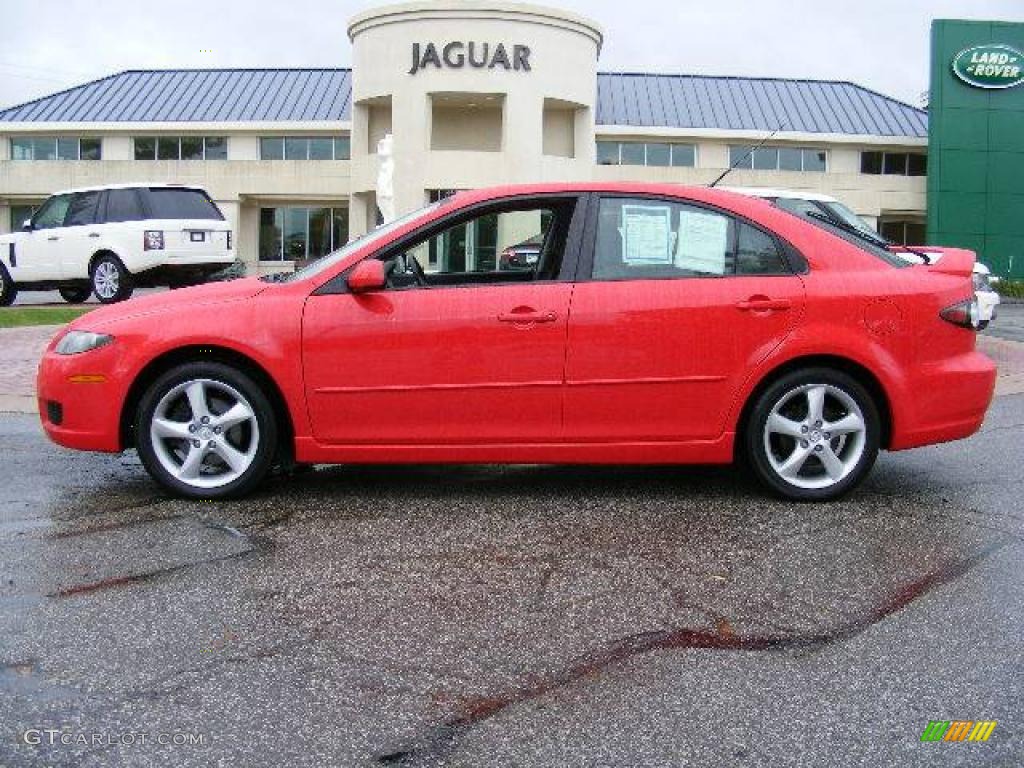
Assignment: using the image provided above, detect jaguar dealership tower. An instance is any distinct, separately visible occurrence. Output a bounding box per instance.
[346,1,604,234]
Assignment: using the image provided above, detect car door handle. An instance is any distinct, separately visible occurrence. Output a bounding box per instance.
[498,309,558,324]
[88,233,100,238]
[47,235,59,241]
[736,296,791,312]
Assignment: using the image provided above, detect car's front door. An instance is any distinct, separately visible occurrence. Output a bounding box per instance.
[302,196,582,445]
[17,194,71,281]
[564,195,806,443]
[58,190,102,279]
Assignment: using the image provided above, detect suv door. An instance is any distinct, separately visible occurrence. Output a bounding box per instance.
[302,196,583,445]
[564,195,806,443]
[58,190,102,279]
[18,194,72,281]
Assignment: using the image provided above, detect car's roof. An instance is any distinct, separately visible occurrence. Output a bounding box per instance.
[50,182,209,196]
[445,182,771,210]
[723,186,840,203]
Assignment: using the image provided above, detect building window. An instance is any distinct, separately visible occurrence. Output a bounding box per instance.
[879,219,926,245]
[728,145,826,172]
[133,137,227,160]
[861,151,927,176]
[596,141,697,167]
[10,137,101,161]
[258,136,351,160]
[259,206,349,262]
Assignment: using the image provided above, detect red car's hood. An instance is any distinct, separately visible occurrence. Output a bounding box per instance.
[69,278,269,331]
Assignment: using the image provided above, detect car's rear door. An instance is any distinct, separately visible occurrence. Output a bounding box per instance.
[564,194,806,443]
[302,195,584,446]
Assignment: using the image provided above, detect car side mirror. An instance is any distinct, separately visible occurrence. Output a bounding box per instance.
[21,219,32,231]
[347,260,386,293]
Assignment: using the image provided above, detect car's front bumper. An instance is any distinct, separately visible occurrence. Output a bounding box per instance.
[976,289,1000,323]
[37,343,127,453]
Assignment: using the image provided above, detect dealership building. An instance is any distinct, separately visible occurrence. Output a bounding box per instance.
[0,0,961,277]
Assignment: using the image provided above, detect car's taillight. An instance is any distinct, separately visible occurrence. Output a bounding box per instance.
[226,231,232,250]
[940,298,981,330]
[144,230,164,251]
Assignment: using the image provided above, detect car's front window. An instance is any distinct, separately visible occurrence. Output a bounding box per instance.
[31,194,71,230]
[277,201,442,283]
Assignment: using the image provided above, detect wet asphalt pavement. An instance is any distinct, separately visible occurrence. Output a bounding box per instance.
[1,396,1022,767]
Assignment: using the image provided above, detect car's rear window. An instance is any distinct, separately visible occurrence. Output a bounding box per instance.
[145,188,223,220]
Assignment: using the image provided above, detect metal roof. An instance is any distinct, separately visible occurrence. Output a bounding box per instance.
[595,73,928,138]
[0,69,353,123]
[0,68,927,138]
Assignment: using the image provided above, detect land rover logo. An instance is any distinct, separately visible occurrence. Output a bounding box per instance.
[952,44,1024,89]
[409,42,531,75]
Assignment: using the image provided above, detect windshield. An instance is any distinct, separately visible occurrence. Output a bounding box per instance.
[273,201,442,283]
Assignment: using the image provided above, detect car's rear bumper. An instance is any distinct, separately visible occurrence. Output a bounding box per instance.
[889,349,997,451]
[37,346,125,453]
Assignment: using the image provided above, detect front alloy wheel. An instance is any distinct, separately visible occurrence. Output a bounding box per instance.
[746,368,879,501]
[136,363,277,498]
[0,265,17,307]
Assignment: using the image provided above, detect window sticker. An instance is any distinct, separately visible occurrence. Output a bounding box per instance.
[621,205,673,264]
[675,210,729,274]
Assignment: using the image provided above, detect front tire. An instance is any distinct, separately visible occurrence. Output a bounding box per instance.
[136,362,278,499]
[59,286,91,304]
[91,255,133,304]
[745,368,880,502]
[0,264,17,307]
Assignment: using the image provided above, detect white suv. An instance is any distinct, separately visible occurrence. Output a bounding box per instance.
[726,187,1001,327]
[0,183,233,305]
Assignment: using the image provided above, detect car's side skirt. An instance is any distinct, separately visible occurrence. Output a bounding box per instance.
[294,434,736,465]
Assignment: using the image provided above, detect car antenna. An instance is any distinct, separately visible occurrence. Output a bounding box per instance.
[708,125,786,188]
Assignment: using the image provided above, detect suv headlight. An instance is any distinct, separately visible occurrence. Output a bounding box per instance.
[972,271,992,292]
[55,331,114,355]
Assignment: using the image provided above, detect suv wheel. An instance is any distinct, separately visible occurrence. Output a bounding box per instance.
[0,264,16,307]
[136,362,278,499]
[91,255,133,304]
[745,368,880,501]
[58,287,91,304]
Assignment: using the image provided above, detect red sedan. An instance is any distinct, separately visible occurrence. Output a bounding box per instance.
[37,183,996,501]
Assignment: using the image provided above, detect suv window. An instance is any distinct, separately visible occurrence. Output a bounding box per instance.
[592,197,791,280]
[104,189,145,223]
[382,200,574,288]
[145,188,223,220]
[64,191,101,227]
[32,195,72,230]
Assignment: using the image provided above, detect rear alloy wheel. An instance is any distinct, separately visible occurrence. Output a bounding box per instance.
[58,287,92,304]
[91,255,134,304]
[0,265,17,307]
[746,368,880,501]
[136,363,277,499]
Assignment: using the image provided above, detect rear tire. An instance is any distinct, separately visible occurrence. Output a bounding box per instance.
[0,265,16,307]
[745,367,880,502]
[59,286,91,304]
[136,362,278,499]
[91,254,133,304]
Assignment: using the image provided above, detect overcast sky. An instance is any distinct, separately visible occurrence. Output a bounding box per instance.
[1,0,1022,111]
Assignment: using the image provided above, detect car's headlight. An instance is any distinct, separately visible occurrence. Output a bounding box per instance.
[55,331,114,356]
[972,271,993,292]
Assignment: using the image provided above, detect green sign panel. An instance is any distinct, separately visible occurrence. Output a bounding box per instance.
[952,43,1024,89]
